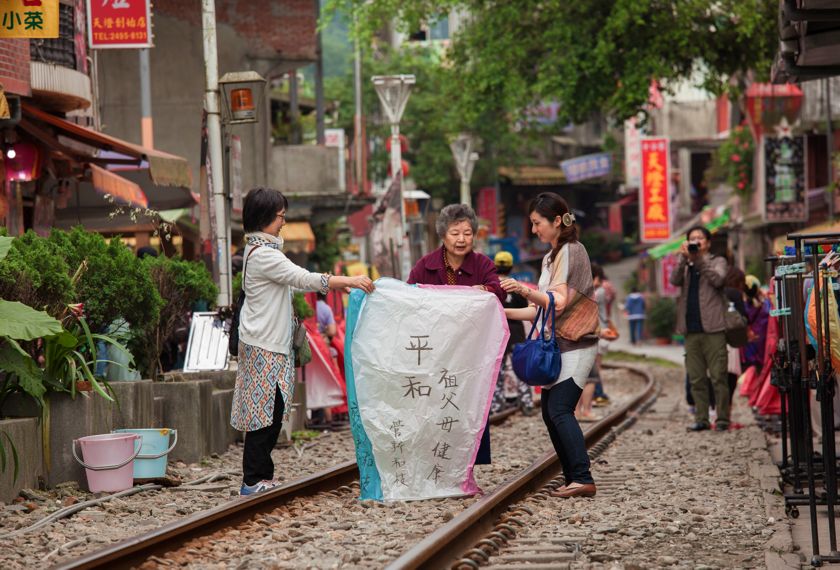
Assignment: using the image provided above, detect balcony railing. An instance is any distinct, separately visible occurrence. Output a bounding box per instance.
[29,3,77,70]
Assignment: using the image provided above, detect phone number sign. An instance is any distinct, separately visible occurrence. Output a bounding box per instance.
[87,0,152,48]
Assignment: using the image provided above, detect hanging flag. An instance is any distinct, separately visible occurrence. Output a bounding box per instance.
[345,278,509,501]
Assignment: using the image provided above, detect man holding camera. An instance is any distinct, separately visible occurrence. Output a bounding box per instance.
[670,226,730,432]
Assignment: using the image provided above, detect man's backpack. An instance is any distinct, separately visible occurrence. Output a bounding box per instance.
[228,246,260,357]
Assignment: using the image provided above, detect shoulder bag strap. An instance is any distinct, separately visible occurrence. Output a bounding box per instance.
[241,245,261,298]
[546,292,556,341]
[526,304,544,341]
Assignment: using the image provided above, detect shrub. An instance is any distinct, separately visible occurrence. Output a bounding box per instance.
[47,227,162,333]
[130,257,218,378]
[0,230,73,316]
[648,296,677,339]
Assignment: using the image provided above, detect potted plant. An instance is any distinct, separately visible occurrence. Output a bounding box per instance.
[602,232,624,263]
[648,296,677,344]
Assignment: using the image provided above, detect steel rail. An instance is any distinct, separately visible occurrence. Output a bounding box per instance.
[386,363,656,570]
[56,403,524,569]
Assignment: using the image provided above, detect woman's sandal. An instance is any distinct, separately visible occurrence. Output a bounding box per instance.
[550,482,596,498]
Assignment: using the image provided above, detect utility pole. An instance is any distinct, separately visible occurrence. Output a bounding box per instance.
[139,49,153,148]
[201,0,231,306]
[353,16,365,193]
[289,71,300,144]
[314,0,325,145]
[827,78,835,220]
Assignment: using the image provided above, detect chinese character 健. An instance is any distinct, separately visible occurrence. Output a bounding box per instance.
[432,441,452,460]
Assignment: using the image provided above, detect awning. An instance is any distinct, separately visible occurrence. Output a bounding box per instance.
[21,102,192,188]
[90,164,147,209]
[281,222,316,254]
[607,192,637,234]
[647,209,730,260]
[498,166,567,186]
[772,219,840,254]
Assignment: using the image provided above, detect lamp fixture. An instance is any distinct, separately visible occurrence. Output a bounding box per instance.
[218,71,268,125]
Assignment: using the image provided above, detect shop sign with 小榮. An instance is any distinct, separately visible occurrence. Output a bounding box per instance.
[0,0,58,39]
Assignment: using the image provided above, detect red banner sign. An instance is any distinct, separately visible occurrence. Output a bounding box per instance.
[660,253,680,297]
[476,187,498,236]
[87,0,152,49]
[639,137,671,243]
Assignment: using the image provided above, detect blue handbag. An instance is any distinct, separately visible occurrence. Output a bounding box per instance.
[511,292,562,387]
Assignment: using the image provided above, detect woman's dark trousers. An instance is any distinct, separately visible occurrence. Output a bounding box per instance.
[541,379,594,485]
[243,388,285,486]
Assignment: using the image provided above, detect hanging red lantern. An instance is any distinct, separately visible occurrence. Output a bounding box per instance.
[387,159,410,178]
[744,83,803,140]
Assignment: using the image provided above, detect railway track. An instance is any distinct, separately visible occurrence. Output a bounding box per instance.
[56,363,655,570]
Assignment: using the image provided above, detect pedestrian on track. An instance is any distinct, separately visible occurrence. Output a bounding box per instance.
[670,225,729,432]
[624,286,646,345]
[500,192,599,498]
[231,187,375,496]
[407,203,505,465]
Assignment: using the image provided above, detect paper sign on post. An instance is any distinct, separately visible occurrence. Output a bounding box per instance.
[345,279,509,501]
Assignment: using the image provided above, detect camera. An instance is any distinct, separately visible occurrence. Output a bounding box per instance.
[687,243,699,254]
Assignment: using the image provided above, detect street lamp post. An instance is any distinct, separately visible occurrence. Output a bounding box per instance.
[372,74,415,278]
[201,0,267,306]
[450,133,479,206]
[201,0,230,306]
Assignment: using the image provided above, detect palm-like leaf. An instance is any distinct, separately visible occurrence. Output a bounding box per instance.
[0,300,63,341]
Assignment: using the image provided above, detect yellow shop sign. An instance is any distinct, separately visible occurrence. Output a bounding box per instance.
[0,0,58,39]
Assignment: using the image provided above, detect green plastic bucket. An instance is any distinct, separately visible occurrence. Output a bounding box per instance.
[112,428,178,479]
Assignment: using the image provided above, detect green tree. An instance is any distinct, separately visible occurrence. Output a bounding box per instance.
[327,0,777,124]
[325,44,523,200]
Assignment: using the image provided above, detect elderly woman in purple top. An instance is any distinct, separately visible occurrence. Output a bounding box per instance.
[407,203,504,465]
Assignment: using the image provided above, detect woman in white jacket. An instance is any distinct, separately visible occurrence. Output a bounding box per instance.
[231,187,374,496]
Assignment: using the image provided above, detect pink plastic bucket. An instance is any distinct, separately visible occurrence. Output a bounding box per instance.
[72,433,141,493]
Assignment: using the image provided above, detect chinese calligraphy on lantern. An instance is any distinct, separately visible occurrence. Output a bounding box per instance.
[346,278,509,501]
[640,137,671,243]
[0,0,57,38]
[87,0,152,48]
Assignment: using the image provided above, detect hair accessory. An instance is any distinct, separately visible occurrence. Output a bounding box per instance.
[562,212,576,227]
